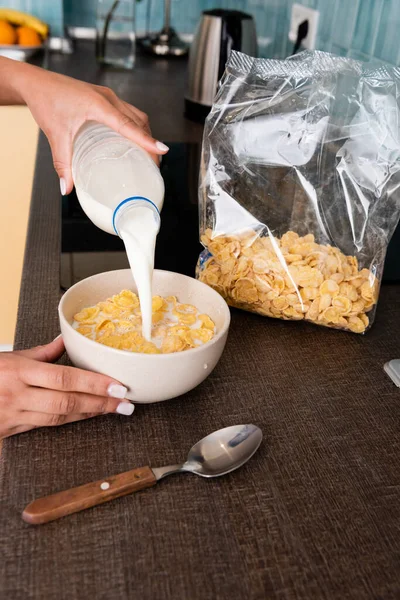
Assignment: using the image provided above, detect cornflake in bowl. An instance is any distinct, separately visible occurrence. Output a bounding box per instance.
[73,290,216,354]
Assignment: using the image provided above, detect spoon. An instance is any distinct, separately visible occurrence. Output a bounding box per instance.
[22,424,262,525]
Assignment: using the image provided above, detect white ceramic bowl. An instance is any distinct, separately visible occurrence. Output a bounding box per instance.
[59,269,230,403]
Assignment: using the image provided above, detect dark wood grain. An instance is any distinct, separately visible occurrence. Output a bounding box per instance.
[22,466,156,525]
[0,41,399,600]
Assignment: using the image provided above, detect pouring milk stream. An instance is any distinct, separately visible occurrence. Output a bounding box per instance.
[72,122,165,341]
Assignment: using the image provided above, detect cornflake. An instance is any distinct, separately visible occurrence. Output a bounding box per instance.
[73,290,216,353]
[198,229,379,334]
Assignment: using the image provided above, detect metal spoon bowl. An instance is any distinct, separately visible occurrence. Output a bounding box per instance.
[153,424,263,480]
[22,424,262,525]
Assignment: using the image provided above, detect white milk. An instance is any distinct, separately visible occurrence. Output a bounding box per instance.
[72,122,165,340]
[118,207,159,341]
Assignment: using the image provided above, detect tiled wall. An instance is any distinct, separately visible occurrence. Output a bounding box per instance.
[8,0,400,65]
[63,0,206,35]
[282,0,399,65]
[5,0,64,37]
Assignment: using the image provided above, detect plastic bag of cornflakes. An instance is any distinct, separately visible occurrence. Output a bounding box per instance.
[196,50,400,333]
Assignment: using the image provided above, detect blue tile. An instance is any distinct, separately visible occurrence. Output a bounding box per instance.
[352,0,384,54]
[348,48,370,62]
[288,0,314,7]
[247,0,269,6]
[269,0,289,57]
[298,0,317,7]
[373,0,400,63]
[176,0,202,33]
[315,0,337,52]
[330,43,348,57]
[255,3,278,39]
[135,2,149,32]
[331,0,360,48]
[64,0,93,27]
[19,0,400,64]
[7,0,64,36]
[65,0,165,32]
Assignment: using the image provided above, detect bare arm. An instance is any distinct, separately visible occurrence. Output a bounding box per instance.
[0,56,168,193]
[0,57,166,437]
[0,56,25,104]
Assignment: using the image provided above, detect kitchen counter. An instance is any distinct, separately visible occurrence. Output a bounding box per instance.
[1,42,400,600]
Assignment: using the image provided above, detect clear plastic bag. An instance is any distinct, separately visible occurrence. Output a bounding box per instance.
[196,50,400,333]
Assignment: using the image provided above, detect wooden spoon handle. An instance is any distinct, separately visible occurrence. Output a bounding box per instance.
[22,466,156,525]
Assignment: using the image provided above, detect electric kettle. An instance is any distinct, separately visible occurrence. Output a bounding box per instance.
[185,9,257,122]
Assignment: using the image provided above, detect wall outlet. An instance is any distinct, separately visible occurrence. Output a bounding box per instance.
[289,3,320,50]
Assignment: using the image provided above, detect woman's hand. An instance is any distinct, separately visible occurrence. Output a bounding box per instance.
[0,336,134,440]
[0,57,168,194]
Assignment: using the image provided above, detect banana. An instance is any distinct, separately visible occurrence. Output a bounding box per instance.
[0,8,48,39]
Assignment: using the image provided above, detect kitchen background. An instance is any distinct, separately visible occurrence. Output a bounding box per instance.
[4,0,400,65]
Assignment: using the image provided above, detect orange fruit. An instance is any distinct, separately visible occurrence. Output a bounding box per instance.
[16,26,41,46]
[0,20,17,45]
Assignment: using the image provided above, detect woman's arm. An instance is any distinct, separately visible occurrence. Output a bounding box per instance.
[0,58,162,437]
[0,56,25,104]
[0,56,168,194]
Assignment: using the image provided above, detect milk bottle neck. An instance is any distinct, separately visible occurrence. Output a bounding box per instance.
[112,197,161,238]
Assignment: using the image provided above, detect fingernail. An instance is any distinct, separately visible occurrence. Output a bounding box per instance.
[155,141,169,152]
[116,401,135,416]
[53,334,62,341]
[107,383,128,399]
[60,177,67,196]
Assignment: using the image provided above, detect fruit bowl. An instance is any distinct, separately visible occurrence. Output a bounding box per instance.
[0,8,48,61]
[0,42,45,61]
